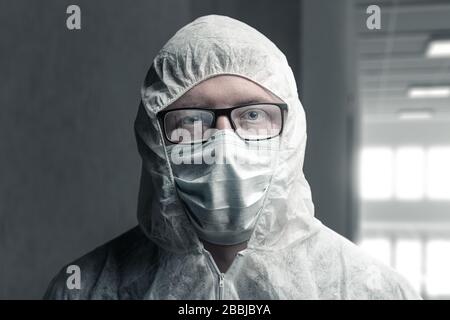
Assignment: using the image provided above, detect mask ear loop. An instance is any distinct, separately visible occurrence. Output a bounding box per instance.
[156,120,175,187]
[244,135,282,251]
[155,117,205,253]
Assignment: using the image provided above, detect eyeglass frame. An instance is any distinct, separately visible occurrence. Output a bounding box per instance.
[156,102,288,144]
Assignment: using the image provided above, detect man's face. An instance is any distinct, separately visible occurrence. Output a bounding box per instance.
[161,75,284,143]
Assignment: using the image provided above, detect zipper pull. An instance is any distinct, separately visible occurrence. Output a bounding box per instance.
[219,273,225,287]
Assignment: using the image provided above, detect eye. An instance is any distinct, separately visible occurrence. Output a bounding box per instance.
[241,109,266,121]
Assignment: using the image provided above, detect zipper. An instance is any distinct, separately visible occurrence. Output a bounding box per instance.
[218,273,225,300]
[202,246,228,300]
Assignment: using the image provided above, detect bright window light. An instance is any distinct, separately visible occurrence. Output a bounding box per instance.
[359,237,392,266]
[426,147,450,200]
[395,239,422,293]
[360,147,394,200]
[395,147,425,200]
[408,86,450,99]
[426,39,450,58]
[426,240,450,296]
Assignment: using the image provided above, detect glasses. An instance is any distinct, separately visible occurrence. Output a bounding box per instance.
[157,103,287,144]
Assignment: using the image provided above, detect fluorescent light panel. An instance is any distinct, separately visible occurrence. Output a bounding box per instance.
[426,39,450,58]
[408,86,450,99]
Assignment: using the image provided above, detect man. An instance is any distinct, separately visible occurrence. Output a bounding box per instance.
[44,15,421,299]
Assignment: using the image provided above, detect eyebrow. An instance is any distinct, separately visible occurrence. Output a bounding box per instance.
[235,98,265,105]
[174,98,274,109]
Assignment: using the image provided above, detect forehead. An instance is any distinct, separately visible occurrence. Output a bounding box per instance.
[165,75,282,110]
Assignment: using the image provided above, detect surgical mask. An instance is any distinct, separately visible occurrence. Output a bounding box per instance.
[166,130,279,245]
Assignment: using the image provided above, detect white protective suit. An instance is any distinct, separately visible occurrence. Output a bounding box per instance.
[44,15,421,300]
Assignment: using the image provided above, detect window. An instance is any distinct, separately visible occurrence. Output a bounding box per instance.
[359,145,450,298]
[395,147,425,200]
[360,148,394,200]
[359,237,450,298]
[426,240,450,296]
[360,145,450,201]
[359,237,392,266]
[426,147,450,200]
[395,239,422,292]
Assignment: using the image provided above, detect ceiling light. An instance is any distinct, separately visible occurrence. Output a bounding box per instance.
[426,39,450,58]
[408,86,450,99]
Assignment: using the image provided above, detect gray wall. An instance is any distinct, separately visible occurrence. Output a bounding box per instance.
[301,0,359,240]
[0,0,356,299]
